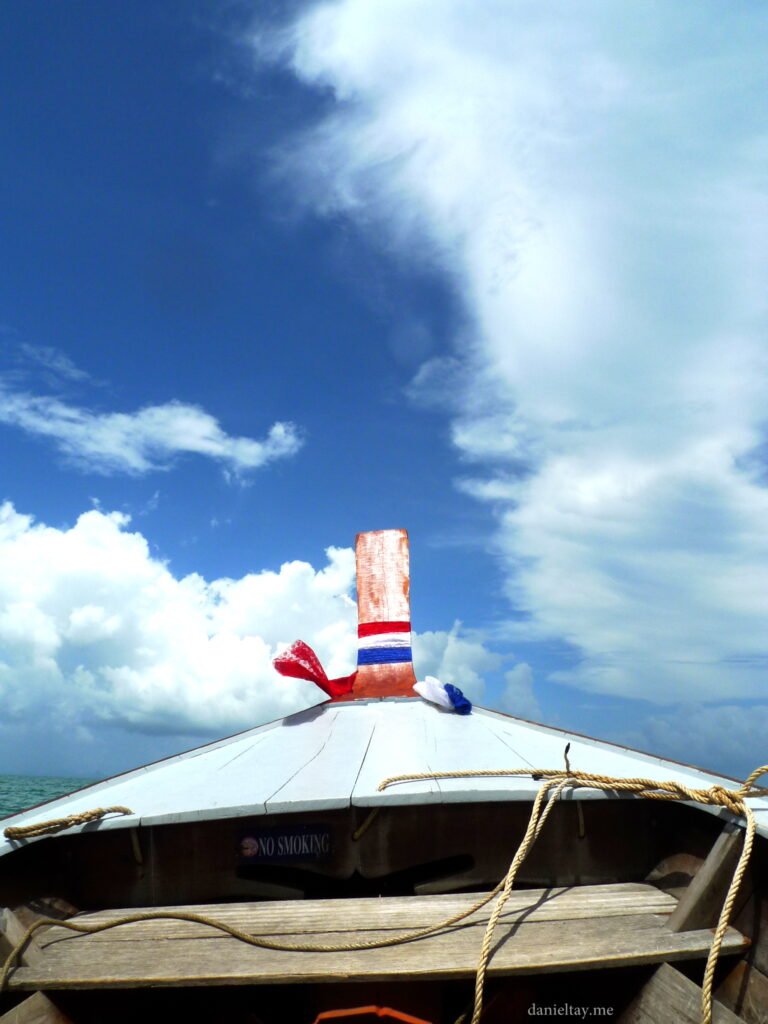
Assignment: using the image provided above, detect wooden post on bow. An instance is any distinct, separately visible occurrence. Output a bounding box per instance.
[351,529,418,699]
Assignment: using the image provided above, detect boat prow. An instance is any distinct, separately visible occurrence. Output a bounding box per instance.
[1,531,766,1023]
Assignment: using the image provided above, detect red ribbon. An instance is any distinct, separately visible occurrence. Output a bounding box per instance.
[273,640,356,699]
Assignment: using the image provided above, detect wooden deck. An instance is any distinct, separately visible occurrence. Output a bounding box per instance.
[5,883,749,990]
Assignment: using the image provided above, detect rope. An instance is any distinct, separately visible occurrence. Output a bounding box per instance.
[464,777,570,1024]
[377,766,768,1024]
[3,807,133,840]
[1,768,765,1024]
[0,879,512,994]
[352,807,381,842]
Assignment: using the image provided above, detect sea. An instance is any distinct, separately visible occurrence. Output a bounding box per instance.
[0,774,94,820]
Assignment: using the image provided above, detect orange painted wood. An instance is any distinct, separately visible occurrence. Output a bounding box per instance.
[352,529,417,699]
[314,1008,433,1024]
[356,529,412,623]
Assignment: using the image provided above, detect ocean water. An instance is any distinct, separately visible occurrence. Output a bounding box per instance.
[0,774,95,819]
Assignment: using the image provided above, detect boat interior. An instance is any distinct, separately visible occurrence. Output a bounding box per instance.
[3,531,765,1022]
[1,796,766,1023]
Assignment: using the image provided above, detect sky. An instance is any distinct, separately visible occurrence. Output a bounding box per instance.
[1,0,767,781]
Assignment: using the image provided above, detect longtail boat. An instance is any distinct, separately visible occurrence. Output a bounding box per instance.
[1,529,767,1023]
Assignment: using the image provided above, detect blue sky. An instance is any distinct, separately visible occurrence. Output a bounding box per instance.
[1,1,767,780]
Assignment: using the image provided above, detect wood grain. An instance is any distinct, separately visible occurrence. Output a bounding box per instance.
[732,879,768,977]
[617,962,742,1023]
[352,530,416,698]
[6,884,749,991]
[9,918,748,991]
[668,823,745,932]
[36,883,677,947]
[715,960,768,1024]
[355,530,411,625]
[0,993,73,1024]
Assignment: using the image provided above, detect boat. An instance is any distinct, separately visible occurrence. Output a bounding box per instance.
[0,528,766,1024]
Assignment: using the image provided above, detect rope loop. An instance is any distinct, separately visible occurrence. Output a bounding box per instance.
[739,764,768,795]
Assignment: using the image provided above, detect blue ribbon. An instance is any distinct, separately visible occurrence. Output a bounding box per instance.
[444,683,472,715]
[357,647,413,666]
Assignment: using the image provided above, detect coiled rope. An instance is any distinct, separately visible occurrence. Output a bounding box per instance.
[3,807,132,840]
[1,767,766,1024]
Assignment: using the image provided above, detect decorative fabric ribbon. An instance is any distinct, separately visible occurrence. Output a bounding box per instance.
[357,620,412,666]
[273,640,356,699]
[413,675,472,715]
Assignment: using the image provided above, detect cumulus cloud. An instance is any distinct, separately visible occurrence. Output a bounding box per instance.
[628,703,768,781]
[412,623,500,703]
[0,503,499,747]
[0,384,302,477]
[0,502,354,735]
[498,662,541,722]
[264,1,768,709]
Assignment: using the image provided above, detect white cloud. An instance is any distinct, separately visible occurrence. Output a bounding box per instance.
[627,704,768,781]
[0,385,302,477]
[498,662,541,722]
[0,503,500,747]
[0,502,354,735]
[265,1,768,710]
[412,622,500,703]
[18,344,93,384]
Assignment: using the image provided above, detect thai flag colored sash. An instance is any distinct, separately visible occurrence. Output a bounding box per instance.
[357,620,412,666]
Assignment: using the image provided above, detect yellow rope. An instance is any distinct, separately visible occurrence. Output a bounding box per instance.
[466,777,570,1024]
[351,807,380,842]
[3,807,133,840]
[377,766,767,1024]
[1,767,765,1024]
[0,880,510,993]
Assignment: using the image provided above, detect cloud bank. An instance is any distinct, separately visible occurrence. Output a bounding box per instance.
[265,1,768,709]
[0,503,495,756]
[0,384,302,477]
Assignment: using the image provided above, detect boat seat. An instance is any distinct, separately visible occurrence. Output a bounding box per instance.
[3,883,748,992]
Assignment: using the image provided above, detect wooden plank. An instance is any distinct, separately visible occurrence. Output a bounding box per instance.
[143,704,344,824]
[355,530,412,627]
[8,914,748,990]
[352,529,416,698]
[617,962,742,1023]
[35,915,668,967]
[732,883,768,976]
[1,706,359,837]
[478,708,752,804]
[36,884,677,947]
[1,911,45,967]
[352,703,442,804]
[1,900,75,968]
[264,704,375,814]
[668,823,745,932]
[0,993,73,1023]
[715,961,768,1024]
[412,711,542,783]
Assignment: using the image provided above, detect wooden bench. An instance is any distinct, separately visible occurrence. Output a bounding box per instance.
[3,882,748,991]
